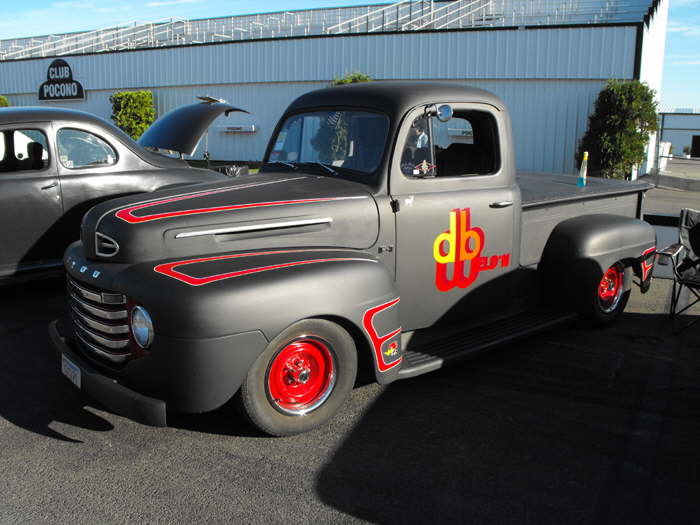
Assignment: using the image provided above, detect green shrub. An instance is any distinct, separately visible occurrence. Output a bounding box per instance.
[0,95,10,107]
[110,90,156,140]
[576,80,658,179]
[331,72,373,86]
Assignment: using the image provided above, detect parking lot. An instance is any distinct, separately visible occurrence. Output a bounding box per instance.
[1,187,699,525]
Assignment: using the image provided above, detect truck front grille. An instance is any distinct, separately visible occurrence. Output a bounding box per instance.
[67,278,132,365]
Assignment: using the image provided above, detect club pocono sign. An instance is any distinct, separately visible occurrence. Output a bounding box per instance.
[38,59,85,101]
[433,208,510,292]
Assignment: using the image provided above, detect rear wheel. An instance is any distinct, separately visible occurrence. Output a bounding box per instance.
[584,262,630,324]
[238,319,357,436]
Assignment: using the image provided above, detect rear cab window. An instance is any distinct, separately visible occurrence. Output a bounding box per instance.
[0,129,50,173]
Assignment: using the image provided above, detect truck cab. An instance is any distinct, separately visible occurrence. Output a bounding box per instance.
[50,82,656,436]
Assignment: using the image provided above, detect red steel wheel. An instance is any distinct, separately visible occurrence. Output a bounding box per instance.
[597,263,624,313]
[266,337,336,415]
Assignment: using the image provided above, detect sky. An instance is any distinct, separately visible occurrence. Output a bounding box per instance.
[0,0,697,109]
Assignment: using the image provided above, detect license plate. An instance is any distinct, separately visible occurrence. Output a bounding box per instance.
[61,354,81,389]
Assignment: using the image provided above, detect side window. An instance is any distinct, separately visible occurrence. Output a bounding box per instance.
[400,116,435,176]
[57,128,117,169]
[400,109,500,178]
[0,129,50,173]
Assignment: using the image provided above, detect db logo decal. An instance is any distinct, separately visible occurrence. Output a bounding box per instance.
[433,208,510,292]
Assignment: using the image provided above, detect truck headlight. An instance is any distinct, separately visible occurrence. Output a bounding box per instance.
[131,306,154,349]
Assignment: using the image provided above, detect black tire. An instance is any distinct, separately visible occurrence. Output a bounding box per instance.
[583,262,630,324]
[238,319,357,437]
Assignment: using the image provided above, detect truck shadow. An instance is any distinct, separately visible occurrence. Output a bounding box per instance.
[0,279,113,442]
[314,312,700,524]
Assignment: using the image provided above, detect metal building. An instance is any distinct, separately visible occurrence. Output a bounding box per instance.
[659,111,700,158]
[0,0,669,175]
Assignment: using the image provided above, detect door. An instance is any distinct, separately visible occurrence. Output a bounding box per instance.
[390,104,520,331]
[0,125,63,276]
[691,136,700,158]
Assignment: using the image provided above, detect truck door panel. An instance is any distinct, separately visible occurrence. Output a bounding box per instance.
[390,104,520,331]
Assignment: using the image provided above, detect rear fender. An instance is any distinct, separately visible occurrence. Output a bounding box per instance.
[538,214,656,306]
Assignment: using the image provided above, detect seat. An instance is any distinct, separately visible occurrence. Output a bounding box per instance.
[437,143,494,177]
[657,207,700,332]
[27,142,45,170]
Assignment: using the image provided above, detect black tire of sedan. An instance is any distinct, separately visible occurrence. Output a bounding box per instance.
[238,319,357,437]
[583,262,630,324]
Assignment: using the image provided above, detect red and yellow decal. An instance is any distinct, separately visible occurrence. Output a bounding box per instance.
[362,298,402,372]
[433,208,510,292]
[154,250,375,286]
[641,246,656,281]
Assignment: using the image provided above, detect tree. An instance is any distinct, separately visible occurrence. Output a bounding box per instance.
[110,90,156,140]
[576,80,658,179]
[331,71,373,86]
[0,95,10,107]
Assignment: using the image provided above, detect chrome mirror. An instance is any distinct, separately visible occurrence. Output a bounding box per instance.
[436,104,453,122]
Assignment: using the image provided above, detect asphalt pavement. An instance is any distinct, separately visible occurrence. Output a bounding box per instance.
[1,189,700,525]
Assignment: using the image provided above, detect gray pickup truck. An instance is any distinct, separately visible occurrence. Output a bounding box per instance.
[50,82,656,436]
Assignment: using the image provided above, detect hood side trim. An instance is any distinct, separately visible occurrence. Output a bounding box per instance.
[174,217,333,239]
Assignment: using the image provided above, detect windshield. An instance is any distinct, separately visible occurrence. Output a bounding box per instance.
[264,110,390,178]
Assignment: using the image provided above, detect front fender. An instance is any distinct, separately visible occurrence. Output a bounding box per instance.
[114,248,402,385]
[538,214,656,305]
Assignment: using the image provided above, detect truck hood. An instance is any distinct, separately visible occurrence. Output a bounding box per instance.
[138,100,248,156]
[81,173,379,264]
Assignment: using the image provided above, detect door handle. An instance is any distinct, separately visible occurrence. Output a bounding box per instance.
[489,201,513,209]
[41,181,58,190]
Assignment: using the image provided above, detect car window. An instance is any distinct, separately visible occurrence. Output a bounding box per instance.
[57,128,117,169]
[267,110,389,177]
[0,129,50,173]
[400,109,500,178]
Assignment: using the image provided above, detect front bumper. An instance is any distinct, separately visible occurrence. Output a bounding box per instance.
[49,319,167,426]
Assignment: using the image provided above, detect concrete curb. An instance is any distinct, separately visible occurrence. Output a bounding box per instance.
[648,173,700,192]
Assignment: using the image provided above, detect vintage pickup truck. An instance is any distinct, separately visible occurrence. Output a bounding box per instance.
[49,82,656,436]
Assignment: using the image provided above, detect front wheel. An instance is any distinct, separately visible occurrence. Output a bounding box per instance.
[238,319,357,436]
[584,262,630,324]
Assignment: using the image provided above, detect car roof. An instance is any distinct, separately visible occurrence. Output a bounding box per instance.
[0,106,132,138]
[285,81,506,117]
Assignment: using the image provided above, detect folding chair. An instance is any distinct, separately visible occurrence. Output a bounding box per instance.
[657,208,700,333]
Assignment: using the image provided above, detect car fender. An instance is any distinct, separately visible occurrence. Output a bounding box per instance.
[538,214,656,306]
[113,248,403,386]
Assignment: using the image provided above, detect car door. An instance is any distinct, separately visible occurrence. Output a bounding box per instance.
[390,103,520,331]
[0,124,63,276]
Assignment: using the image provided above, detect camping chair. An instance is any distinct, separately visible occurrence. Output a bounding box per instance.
[657,208,700,333]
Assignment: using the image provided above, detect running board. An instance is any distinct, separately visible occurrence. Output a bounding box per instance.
[397,309,577,379]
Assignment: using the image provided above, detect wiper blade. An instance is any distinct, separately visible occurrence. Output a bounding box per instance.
[298,161,338,175]
[264,160,298,170]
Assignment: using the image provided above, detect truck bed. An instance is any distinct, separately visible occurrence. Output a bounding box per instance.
[517,171,652,208]
[517,172,653,267]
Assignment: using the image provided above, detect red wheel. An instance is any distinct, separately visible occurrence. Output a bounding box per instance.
[584,261,629,324]
[267,338,336,415]
[597,263,624,313]
[238,319,357,436]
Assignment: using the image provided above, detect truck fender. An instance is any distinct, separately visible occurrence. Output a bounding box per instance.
[538,214,656,308]
[123,249,403,392]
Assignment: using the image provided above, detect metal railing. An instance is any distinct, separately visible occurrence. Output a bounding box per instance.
[0,0,657,61]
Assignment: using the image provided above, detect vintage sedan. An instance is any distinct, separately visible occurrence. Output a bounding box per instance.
[0,101,241,282]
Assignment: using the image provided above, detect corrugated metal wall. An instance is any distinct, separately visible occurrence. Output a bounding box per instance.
[0,25,638,173]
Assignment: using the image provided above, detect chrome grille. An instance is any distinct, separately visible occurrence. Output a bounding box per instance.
[67,278,131,365]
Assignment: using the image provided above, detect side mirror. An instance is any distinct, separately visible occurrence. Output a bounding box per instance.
[436,104,453,122]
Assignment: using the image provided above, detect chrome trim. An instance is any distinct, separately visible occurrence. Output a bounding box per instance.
[71,306,129,335]
[74,331,130,364]
[69,290,127,320]
[68,278,126,305]
[174,217,334,239]
[95,232,120,257]
[73,317,129,349]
